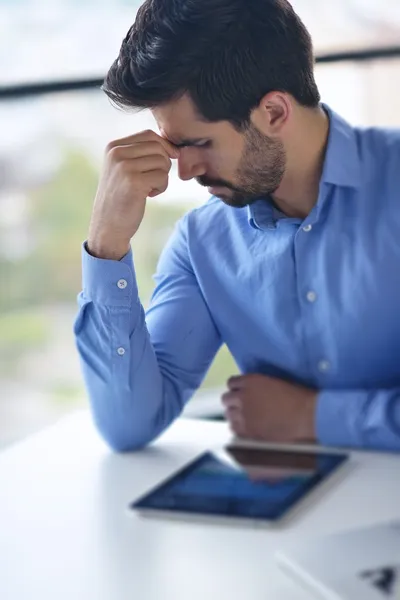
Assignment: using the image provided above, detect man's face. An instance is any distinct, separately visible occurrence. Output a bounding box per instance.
[153,95,286,208]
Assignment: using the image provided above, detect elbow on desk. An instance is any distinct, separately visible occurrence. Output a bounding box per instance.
[84,381,167,452]
[96,423,156,453]
[89,379,187,452]
[92,407,167,453]
[105,431,145,453]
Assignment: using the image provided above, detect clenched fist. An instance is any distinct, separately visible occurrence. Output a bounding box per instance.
[87,130,179,260]
[222,374,318,443]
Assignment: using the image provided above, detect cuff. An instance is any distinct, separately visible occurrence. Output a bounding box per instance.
[81,242,138,307]
[316,389,361,448]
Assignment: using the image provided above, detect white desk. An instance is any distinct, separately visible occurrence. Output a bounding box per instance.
[1,412,399,600]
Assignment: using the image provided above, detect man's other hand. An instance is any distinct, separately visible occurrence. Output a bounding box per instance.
[221,374,318,443]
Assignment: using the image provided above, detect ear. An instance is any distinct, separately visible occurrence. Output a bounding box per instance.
[252,92,292,136]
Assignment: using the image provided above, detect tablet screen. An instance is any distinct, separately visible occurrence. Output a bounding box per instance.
[131,446,348,522]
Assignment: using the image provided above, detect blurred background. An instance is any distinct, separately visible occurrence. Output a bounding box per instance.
[1,0,400,448]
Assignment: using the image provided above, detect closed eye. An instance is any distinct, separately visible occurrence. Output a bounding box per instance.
[175,139,212,149]
[193,140,212,149]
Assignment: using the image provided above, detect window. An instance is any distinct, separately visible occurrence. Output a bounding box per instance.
[1,0,400,446]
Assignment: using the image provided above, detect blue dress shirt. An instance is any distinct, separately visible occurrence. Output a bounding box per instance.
[75,105,400,452]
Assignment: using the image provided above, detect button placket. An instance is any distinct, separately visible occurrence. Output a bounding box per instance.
[294,221,330,380]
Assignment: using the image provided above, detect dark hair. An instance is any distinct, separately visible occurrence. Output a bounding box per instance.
[103,0,320,129]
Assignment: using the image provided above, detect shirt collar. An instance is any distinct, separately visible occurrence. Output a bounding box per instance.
[320,103,362,189]
[247,104,362,230]
[247,200,278,231]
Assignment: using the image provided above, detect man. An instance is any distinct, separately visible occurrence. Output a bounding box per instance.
[75,0,400,452]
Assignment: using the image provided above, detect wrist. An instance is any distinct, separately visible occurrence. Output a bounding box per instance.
[87,234,130,261]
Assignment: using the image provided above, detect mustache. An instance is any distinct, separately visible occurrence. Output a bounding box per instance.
[196,176,237,190]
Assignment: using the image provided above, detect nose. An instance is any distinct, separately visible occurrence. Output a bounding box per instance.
[177,148,206,181]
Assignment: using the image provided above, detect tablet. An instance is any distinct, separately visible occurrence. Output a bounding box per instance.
[129,445,349,525]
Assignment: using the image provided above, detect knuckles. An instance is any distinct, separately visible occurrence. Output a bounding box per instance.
[105,145,125,164]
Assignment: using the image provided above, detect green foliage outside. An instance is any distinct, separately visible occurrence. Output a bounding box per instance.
[0,311,49,372]
[0,147,237,394]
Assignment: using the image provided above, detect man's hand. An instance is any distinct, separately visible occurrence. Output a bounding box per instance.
[87,130,179,261]
[222,374,318,443]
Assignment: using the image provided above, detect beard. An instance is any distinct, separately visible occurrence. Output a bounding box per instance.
[196,123,286,208]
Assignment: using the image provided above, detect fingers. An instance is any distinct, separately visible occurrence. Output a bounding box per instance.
[221,391,241,409]
[107,146,173,171]
[123,154,172,174]
[106,130,179,159]
[141,134,180,159]
[227,373,265,391]
[109,141,172,162]
[222,391,246,436]
[140,170,169,197]
[224,405,241,420]
[227,411,246,437]
[227,375,246,391]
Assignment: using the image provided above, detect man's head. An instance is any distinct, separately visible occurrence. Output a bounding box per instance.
[103,0,320,208]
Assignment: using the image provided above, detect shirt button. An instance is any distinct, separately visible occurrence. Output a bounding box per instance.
[306,291,317,303]
[117,279,128,290]
[117,347,126,356]
[318,360,331,373]
[303,224,312,232]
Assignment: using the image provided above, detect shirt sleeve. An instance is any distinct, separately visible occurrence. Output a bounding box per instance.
[74,215,222,452]
[316,388,400,452]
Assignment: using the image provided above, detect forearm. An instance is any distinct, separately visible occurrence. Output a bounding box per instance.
[316,388,400,452]
[74,247,187,452]
[75,222,222,452]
